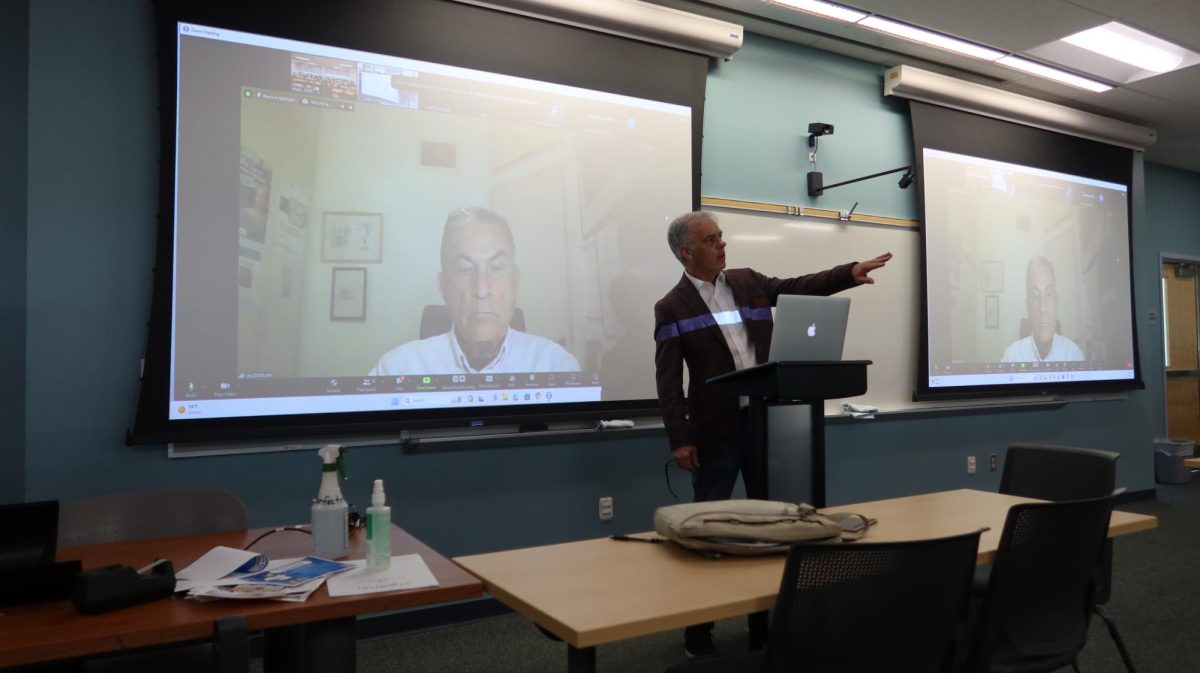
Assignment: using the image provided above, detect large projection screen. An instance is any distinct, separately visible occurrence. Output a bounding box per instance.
[129,0,705,443]
[912,102,1142,400]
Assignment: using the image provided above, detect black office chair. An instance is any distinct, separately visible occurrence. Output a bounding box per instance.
[666,530,984,673]
[965,493,1117,673]
[996,443,1135,673]
[58,489,250,673]
[418,305,525,339]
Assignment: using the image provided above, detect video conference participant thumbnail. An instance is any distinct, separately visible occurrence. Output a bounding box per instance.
[369,206,581,375]
[1000,255,1084,363]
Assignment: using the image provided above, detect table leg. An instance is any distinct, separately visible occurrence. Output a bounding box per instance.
[263,617,356,673]
[747,610,768,650]
[567,645,596,673]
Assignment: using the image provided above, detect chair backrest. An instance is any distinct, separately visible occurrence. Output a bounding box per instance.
[763,530,984,673]
[57,488,248,547]
[418,305,525,339]
[1000,443,1118,501]
[966,494,1116,673]
[1000,443,1119,604]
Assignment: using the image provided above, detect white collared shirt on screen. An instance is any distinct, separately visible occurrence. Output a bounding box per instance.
[369,328,581,375]
[1000,334,1085,363]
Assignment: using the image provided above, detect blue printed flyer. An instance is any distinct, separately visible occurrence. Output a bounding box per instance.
[239,556,356,587]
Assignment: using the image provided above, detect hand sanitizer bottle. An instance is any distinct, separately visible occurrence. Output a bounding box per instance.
[366,479,392,571]
[312,444,349,559]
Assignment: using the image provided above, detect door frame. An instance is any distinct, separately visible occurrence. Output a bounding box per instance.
[1159,251,1200,435]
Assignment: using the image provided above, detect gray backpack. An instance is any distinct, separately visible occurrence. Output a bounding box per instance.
[653,499,872,556]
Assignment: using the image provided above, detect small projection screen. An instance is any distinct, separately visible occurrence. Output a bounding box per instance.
[912,102,1142,400]
[129,0,706,443]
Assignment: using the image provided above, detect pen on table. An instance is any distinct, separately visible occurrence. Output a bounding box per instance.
[610,535,663,544]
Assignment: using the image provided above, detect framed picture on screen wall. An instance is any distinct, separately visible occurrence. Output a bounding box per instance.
[322,211,383,263]
[330,267,367,321]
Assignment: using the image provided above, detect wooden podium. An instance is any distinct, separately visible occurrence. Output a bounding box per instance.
[707,360,870,507]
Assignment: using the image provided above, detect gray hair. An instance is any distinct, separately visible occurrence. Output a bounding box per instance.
[1026,255,1055,285]
[667,211,716,265]
[441,206,515,266]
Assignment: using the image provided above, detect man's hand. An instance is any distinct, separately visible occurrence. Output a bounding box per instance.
[672,444,699,471]
[852,252,893,284]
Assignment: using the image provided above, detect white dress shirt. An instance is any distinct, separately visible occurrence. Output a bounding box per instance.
[370,328,581,375]
[1000,334,1085,363]
[687,270,758,371]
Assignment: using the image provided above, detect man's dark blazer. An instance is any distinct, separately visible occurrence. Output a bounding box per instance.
[653,264,858,462]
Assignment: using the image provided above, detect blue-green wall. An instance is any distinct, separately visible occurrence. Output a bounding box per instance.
[14,3,1198,556]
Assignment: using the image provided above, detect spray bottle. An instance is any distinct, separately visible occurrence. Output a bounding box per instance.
[312,444,349,559]
[365,479,392,571]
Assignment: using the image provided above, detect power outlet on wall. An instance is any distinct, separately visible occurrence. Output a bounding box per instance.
[989,454,998,472]
[598,496,614,521]
[966,456,977,475]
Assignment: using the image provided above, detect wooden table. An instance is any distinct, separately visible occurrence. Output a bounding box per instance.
[454,488,1157,673]
[0,524,482,672]
[1184,457,1200,469]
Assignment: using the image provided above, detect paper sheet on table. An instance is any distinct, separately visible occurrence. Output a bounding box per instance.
[177,555,304,594]
[326,554,439,597]
[176,546,267,582]
[184,557,329,601]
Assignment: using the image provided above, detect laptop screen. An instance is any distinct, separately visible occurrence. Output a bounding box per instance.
[767,295,850,362]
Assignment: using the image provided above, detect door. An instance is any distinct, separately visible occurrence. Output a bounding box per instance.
[1162,260,1200,442]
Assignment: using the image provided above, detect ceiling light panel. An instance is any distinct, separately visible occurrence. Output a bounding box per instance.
[765,0,867,23]
[1061,22,1194,74]
[858,16,1006,61]
[996,55,1113,92]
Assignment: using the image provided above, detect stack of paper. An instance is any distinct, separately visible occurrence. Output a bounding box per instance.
[325,554,440,597]
[176,547,355,602]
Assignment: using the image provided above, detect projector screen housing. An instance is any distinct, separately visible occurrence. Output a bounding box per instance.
[452,0,744,60]
[128,0,707,444]
[884,65,1156,150]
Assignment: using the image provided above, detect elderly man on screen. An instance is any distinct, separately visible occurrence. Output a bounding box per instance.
[1000,255,1085,363]
[369,206,580,375]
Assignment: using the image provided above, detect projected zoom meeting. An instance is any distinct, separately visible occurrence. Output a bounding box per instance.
[169,24,690,419]
[922,148,1136,390]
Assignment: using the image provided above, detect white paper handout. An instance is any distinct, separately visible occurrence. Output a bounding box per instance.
[175,546,268,591]
[326,554,439,597]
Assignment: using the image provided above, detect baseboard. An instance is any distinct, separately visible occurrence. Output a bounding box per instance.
[1117,488,1155,504]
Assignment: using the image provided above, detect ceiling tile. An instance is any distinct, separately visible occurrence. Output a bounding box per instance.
[1121,0,1200,51]
[1093,87,1199,127]
[1064,0,1164,19]
[955,2,1110,51]
[1125,65,1200,107]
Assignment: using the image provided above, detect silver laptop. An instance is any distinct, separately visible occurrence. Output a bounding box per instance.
[767,295,850,362]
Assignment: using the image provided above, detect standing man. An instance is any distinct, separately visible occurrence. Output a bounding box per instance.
[653,210,890,657]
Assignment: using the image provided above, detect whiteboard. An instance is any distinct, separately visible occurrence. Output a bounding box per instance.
[713,208,921,412]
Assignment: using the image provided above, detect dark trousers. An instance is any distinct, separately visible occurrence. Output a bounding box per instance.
[690,406,751,502]
[685,408,750,641]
